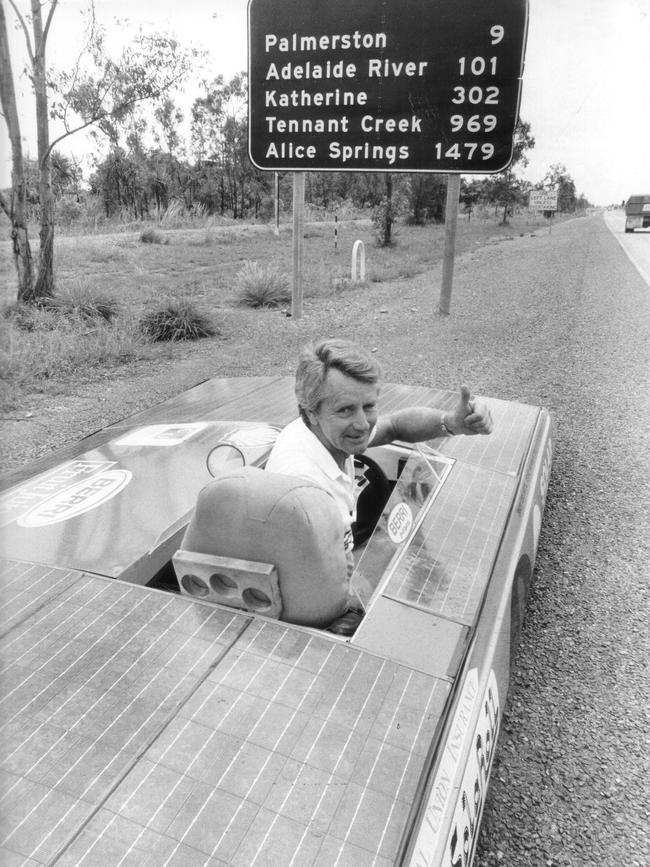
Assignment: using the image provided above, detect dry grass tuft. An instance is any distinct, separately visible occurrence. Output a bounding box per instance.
[138,298,219,342]
[235,260,291,308]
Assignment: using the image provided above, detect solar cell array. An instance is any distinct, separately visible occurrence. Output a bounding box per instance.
[0,560,449,865]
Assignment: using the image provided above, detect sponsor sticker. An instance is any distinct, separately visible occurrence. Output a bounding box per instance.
[17,469,132,527]
[115,423,210,447]
[386,502,413,543]
[0,461,117,527]
[227,425,280,448]
[444,670,500,867]
[409,669,500,867]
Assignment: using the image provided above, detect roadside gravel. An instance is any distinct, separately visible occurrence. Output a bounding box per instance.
[2,213,648,865]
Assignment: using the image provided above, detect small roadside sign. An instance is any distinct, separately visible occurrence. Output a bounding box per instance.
[529,189,558,211]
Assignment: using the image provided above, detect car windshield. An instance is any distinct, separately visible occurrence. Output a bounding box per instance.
[350,447,454,608]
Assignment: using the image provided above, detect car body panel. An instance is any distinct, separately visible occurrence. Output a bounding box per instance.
[0,377,553,866]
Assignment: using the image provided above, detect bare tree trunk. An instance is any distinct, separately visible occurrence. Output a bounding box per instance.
[31,0,55,299]
[0,1,35,301]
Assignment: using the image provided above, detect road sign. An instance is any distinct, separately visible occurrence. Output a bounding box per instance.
[529,189,558,211]
[248,0,529,173]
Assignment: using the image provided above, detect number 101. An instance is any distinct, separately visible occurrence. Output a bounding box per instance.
[458,56,498,75]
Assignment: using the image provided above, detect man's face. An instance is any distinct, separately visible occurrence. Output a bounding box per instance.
[306,368,380,463]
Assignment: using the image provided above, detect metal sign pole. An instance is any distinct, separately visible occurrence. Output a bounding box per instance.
[438,174,461,315]
[292,173,305,319]
[274,172,280,236]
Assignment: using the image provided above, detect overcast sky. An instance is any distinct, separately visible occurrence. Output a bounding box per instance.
[2,0,648,205]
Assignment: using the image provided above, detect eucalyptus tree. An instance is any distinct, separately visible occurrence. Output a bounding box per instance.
[0,0,34,297]
[0,0,197,302]
[543,163,578,213]
[481,118,535,223]
[191,73,252,217]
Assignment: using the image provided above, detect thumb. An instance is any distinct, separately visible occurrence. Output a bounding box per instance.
[459,384,473,412]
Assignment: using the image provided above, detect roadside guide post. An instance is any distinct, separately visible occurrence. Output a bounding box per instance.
[248,0,529,318]
[351,239,366,282]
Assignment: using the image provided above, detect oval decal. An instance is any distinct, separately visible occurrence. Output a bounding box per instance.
[386,502,413,544]
[17,470,132,527]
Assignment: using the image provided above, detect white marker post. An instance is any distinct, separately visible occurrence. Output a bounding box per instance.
[351,240,366,282]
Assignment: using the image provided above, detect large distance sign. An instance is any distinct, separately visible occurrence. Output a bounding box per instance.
[248,0,529,173]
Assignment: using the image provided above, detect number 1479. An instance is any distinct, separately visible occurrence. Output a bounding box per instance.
[435,142,495,160]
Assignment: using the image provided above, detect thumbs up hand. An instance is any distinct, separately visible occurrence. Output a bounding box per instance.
[447,385,494,435]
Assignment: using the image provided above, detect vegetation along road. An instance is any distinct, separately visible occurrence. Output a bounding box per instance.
[2,210,648,865]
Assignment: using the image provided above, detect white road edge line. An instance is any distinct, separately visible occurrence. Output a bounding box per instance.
[603,214,650,287]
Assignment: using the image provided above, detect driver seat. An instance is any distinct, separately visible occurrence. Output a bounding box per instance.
[173,467,350,628]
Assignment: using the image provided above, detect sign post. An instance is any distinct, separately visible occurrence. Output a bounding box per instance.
[274,172,280,236]
[439,175,461,315]
[248,0,529,313]
[292,173,305,319]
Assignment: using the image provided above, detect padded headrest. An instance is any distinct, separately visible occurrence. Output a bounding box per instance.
[180,467,349,627]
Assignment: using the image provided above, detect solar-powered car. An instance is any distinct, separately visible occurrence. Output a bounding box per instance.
[0,376,552,866]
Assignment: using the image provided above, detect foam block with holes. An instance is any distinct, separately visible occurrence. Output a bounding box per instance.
[179,467,349,627]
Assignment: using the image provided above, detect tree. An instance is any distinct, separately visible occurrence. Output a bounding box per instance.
[190,73,252,217]
[487,118,536,223]
[1,1,197,302]
[459,178,482,221]
[404,175,447,224]
[0,0,34,298]
[543,163,578,213]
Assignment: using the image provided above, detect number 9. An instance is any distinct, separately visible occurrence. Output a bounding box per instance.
[450,115,464,132]
[490,25,504,44]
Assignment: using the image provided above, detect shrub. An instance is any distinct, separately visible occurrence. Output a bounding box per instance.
[0,312,145,386]
[236,260,290,308]
[140,228,168,245]
[3,302,62,332]
[43,284,119,323]
[138,298,218,342]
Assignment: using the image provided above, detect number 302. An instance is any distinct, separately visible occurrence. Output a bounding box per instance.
[452,86,500,105]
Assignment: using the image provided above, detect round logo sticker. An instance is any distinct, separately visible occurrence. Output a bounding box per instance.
[386,502,413,544]
[17,469,132,527]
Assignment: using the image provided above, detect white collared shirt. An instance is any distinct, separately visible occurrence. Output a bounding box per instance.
[265,418,357,553]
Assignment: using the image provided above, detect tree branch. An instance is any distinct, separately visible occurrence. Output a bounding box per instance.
[45,74,183,159]
[7,0,34,65]
[42,0,59,46]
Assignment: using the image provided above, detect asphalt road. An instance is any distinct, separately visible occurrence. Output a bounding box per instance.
[471,213,649,866]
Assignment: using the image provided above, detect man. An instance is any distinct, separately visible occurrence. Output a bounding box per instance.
[265,338,494,631]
